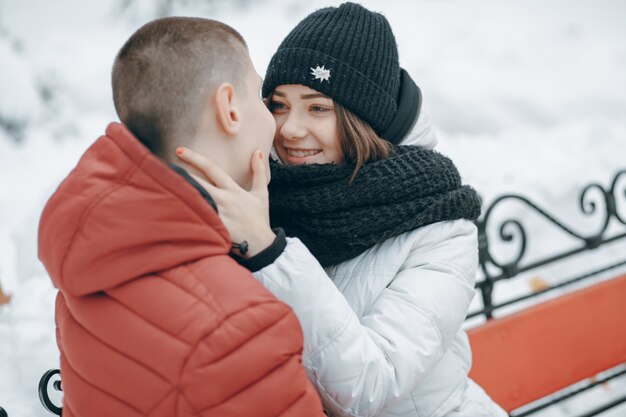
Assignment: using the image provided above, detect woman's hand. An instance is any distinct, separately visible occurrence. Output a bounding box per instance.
[175,147,276,258]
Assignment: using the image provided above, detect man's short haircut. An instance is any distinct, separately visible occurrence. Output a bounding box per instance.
[112,17,248,158]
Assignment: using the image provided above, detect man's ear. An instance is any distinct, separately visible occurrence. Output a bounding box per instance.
[214,82,240,136]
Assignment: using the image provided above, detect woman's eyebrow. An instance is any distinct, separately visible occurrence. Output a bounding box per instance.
[273,90,329,100]
[301,93,328,99]
[271,91,329,100]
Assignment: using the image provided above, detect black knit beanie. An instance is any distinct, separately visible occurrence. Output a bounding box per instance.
[262,2,421,144]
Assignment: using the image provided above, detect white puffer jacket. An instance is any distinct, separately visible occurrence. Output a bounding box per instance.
[256,101,507,417]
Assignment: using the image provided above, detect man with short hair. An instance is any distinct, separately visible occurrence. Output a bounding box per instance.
[38,17,324,417]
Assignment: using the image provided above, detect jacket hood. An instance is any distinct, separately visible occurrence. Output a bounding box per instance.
[400,98,438,149]
[38,122,230,296]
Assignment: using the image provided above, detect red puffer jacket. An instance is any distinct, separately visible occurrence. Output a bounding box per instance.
[38,122,324,417]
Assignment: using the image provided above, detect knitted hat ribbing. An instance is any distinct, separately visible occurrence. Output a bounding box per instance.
[262,2,402,138]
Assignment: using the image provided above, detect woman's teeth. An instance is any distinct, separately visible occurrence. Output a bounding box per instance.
[287,149,321,157]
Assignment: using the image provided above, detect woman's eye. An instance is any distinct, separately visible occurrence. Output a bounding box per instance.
[268,101,286,112]
[311,105,330,113]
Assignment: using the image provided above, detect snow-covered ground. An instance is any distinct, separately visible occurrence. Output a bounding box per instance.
[0,0,625,416]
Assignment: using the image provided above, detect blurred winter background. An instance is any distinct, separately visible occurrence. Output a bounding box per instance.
[0,0,625,416]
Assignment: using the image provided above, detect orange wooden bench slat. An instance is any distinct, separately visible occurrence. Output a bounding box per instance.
[467,273,626,412]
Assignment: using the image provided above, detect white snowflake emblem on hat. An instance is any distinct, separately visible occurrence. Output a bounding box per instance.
[310,65,331,82]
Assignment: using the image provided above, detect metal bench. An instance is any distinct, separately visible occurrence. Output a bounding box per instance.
[468,169,626,416]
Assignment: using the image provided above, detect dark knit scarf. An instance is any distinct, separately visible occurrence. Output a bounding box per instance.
[268,146,482,267]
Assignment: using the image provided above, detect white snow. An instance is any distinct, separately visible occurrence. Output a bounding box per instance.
[0,0,625,416]
[0,38,41,133]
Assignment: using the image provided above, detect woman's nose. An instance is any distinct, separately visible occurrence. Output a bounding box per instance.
[279,111,307,141]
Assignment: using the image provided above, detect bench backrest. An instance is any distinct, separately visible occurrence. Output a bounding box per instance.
[467,273,626,412]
